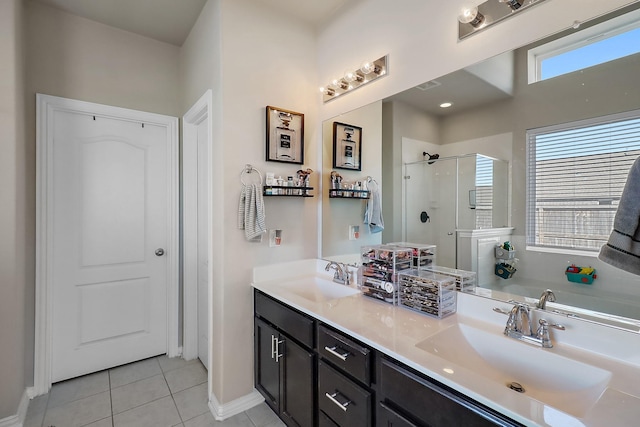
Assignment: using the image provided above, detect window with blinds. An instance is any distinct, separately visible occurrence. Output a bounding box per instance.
[475,156,493,229]
[526,110,640,252]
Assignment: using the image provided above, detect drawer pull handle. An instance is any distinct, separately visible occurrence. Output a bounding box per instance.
[324,345,349,361]
[325,391,351,412]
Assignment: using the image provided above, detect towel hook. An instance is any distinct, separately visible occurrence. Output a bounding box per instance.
[240,164,263,185]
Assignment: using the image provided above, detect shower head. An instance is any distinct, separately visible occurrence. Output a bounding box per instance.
[423,152,440,164]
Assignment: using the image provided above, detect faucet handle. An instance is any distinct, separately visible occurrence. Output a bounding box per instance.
[539,319,565,330]
[537,319,565,348]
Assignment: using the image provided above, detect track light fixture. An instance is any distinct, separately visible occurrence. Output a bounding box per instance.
[320,56,388,103]
[458,0,548,40]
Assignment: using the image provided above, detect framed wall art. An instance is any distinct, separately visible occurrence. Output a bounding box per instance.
[333,122,362,171]
[266,106,304,164]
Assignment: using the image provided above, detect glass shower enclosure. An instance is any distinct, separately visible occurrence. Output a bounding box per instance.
[403,154,509,268]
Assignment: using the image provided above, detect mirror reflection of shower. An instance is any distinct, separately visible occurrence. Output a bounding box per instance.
[403,153,509,269]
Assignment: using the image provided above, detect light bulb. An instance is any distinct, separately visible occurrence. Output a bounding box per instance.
[360,62,375,74]
[320,87,335,96]
[344,70,356,83]
[458,3,485,27]
[499,0,522,10]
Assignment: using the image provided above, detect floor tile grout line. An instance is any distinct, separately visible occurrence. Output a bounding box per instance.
[163,365,186,424]
[108,368,114,426]
[109,371,167,392]
[110,392,173,417]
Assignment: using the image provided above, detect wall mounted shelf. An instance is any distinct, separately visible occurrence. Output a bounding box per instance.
[264,185,314,197]
[328,189,370,199]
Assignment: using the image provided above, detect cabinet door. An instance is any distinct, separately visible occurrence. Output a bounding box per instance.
[255,318,281,412]
[281,337,315,427]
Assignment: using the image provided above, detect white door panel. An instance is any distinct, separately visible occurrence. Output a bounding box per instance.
[51,110,170,382]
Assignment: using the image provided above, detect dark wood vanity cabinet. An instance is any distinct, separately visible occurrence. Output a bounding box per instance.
[376,356,523,427]
[254,291,316,427]
[254,289,522,427]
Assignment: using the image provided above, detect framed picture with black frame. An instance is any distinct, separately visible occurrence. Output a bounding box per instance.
[266,106,304,164]
[333,122,362,171]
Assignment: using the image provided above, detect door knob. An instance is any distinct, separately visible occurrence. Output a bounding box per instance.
[155,248,165,256]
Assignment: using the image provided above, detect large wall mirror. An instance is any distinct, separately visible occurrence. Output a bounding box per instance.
[321,3,640,327]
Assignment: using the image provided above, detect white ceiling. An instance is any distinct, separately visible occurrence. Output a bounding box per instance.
[32,0,354,46]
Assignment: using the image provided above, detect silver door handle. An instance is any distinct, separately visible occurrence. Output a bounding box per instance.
[325,391,351,411]
[447,232,453,235]
[271,335,276,360]
[275,338,284,363]
[155,248,165,256]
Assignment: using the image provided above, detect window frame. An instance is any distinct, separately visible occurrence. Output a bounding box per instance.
[527,8,640,84]
[525,109,640,255]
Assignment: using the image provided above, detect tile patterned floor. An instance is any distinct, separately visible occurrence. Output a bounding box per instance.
[24,356,286,427]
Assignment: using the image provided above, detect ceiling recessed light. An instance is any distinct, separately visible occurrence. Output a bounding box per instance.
[440,102,453,108]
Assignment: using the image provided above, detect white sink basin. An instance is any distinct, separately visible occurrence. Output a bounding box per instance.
[277,276,361,302]
[416,323,611,417]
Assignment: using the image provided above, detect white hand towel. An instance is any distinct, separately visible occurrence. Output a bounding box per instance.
[598,156,640,275]
[364,180,384,233]
[237,183,266,242]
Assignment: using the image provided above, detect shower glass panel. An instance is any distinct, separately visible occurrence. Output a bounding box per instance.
[404,157,457,268]
[403,154,509,269]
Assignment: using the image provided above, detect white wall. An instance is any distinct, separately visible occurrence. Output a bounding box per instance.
[26,1,180,116]
[322,101,382,257]
[180,0,319,404]
[0,0,27,418]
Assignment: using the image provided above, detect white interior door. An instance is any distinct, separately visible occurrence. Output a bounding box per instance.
[50,108,173,382]
[196,119,210,370]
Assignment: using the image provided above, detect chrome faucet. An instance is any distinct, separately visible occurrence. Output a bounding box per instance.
[495,302,565,348]
[537,289,556,309]
[325,261,350,285]
[504,303,534,338]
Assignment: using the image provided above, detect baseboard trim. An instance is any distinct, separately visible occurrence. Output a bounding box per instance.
[0,389,29,427]
[208,389,264,421]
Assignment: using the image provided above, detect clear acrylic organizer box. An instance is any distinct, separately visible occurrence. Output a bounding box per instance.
[359,245,413,304]
[397,269,457,318]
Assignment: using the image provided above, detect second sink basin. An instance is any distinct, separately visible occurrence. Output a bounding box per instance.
[416,322,611,417]
[277,276,361,302]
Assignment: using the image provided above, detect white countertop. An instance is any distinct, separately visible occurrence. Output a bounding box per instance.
[252,259,640,427]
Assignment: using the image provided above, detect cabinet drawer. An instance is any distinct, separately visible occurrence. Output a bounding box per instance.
[319,325,371,385]
[319,411,339,427]
[379,358,520,427]
[255,290,315,348]
[318,361,371,427]
[377,401,422,427]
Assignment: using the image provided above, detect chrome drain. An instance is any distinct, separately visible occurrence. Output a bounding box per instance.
[508,382,525,393]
